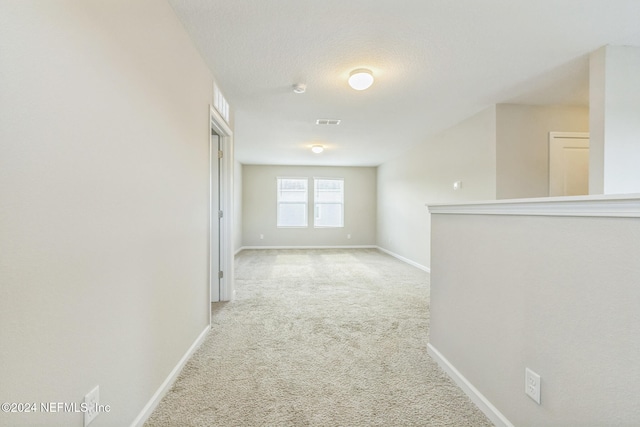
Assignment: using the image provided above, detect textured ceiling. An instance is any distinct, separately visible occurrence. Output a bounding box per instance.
[168,0,640,166]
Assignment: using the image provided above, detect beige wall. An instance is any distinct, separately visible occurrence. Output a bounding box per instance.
[0,1,216,425]
[376,103,589,269]
[496,104,589,199]
[242,165,376,247]
[376,106,497,269]
[429,209,640,425]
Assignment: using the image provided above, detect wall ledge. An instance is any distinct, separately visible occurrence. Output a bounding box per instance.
[427,194,640,218]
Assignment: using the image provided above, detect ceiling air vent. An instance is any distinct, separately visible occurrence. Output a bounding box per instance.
[316,119,341,125]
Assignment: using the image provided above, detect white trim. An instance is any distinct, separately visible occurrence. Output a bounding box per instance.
[210,103,232,136]
[549,131,590,139]
[427,343,514,427]
[234,247,244,256]
[376,247,430,273]
[427,193,640,217]
[130,326,210,427]
[240,245,377,250]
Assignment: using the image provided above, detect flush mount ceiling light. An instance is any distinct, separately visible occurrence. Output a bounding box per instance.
[311,145,324,154]
[292,83,306,94]
[348,68,374,91]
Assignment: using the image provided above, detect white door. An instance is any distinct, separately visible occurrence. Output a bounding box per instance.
[210,105,233,304]
[211,132,222,302]
[549,132,590,196]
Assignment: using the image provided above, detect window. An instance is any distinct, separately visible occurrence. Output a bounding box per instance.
[314,178,344,227]
[277,178,308,227]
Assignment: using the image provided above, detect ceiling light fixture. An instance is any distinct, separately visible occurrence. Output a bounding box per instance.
[311,145,324,154]
[348,68,374,90]
[292,83,306,94]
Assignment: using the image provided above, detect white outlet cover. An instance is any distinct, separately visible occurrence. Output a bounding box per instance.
[84,385,99,426]
[525,368,541,404]
[453,181,462,190]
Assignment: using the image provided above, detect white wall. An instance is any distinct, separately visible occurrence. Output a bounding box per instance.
[589,45,640,194]
[496,104,589,199]
[376,106,497,269]
[0,1,216,425]
[429,204,640,426]
[589,47,607,195]
[242,165,376,247]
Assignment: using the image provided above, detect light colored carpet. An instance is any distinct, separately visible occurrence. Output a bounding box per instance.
[145,249,493,426]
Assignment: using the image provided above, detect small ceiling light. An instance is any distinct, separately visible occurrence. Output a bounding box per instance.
[311,145,324,154]
[348,68,374,91]
[292,83,306,94]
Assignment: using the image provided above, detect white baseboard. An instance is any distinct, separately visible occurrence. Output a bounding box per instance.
[236,246,431,274]
[130,326,210,427]
[239,245,377,250]
[234,247,243,256]
[376,246,430,273]
[427,343,514,427]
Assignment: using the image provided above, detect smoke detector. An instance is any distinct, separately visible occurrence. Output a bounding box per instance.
[315,119,341,125]
[292,83,306,94]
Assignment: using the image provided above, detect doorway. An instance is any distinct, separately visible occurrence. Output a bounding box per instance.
[210,106,234,304]
[549,132,590,196]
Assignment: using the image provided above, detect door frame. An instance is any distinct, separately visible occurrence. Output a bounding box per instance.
[210,105,234,305]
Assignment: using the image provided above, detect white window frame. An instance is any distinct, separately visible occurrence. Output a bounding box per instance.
[313,177,344,228]
[276,177,309,228]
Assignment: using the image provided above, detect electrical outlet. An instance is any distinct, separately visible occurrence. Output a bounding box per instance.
[453,180,462,190]
[347,234,351,239]
[84,385,99,426]
[259,234,264,240]
[525,368,541,404]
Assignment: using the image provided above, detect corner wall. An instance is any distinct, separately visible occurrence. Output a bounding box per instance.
[376,107,497,269]
[0,2,216,425]
[589,45,640,194]
[242,165,376,247]
[496,104,589,199]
